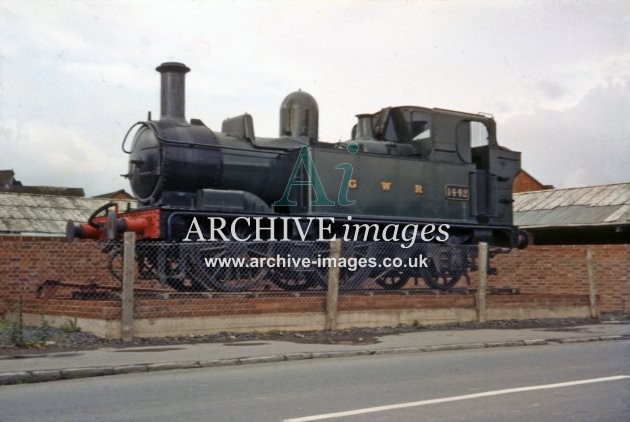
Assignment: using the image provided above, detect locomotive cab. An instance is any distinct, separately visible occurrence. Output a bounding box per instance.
[349,107,432,156]
[338,106,521,241]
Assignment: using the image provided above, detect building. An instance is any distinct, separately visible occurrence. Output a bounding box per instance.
[513,170,554,193]
[0,170,21,189]
[92,189,134,200]
[0,170,137,236]
[0,191,135,237]
[514,183,629,244]
[0,169,85,197]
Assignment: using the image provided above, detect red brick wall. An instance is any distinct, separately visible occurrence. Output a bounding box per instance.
[0,237,121,319]
[513,170,549,193]
[1,238,627,323]
[487,244,628,314]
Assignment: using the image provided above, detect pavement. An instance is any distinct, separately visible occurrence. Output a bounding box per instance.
[1,322,628,385]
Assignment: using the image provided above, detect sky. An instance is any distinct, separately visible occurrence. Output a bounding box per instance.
[0,0,628,196]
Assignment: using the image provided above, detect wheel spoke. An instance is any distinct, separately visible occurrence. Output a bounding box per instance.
[424,246,468,291]
[187,237,271,292]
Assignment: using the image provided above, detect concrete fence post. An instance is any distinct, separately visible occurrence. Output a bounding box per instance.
[325,239,341,331]
[121,231,136,341]
[586,247,599,319]
[476,242,488,323]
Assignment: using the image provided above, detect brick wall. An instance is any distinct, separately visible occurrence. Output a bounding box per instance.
[0,237,121,319]
[513,170,550,193]
[1,238,627,327]
[486,244,628,314]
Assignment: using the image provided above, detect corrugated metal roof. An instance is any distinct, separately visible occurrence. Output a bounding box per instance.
[0,192,136,236]
[514,183,630,228]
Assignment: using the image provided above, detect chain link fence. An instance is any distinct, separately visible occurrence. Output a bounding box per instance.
[110,237,483,331]
[0,236,482,324]
[8,235,597,340]
[0,233,601,337]
[0,238,123,344]
[105,239,478,294]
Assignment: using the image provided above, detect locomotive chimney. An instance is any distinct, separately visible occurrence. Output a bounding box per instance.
[156,62,190,123]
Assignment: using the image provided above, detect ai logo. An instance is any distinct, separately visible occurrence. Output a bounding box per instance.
[274,145,357,207]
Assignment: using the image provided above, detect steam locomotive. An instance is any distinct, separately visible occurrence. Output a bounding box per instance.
[67,62,527,292]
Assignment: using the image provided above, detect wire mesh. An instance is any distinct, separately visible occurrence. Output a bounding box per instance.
[1,237,545,336]
[125,241,479,292]
[2,235,609,341]
[110,240,480,318]
[0,238,122,327]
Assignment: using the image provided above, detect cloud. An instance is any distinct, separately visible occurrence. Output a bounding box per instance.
[500,75,630,188]
[0,0,628,196]
[61,62,155,92]
[0,118,127,195]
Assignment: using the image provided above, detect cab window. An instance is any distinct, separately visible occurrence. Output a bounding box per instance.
[383,109,431,143]
[411,111,431,140]
[471,121,489,147]
[457,120,490,162]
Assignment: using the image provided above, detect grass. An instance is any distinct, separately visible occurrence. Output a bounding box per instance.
[60,318,81,333]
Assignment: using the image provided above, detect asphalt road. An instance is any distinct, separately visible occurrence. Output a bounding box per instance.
[1,341,628,422]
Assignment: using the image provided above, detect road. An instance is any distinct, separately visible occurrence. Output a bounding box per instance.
[1,341,628,422]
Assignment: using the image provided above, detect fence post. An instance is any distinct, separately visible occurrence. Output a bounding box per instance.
[476,242,488,323]
[325,239,341,331]
[121,231,135,341]
[586,247,599,319]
